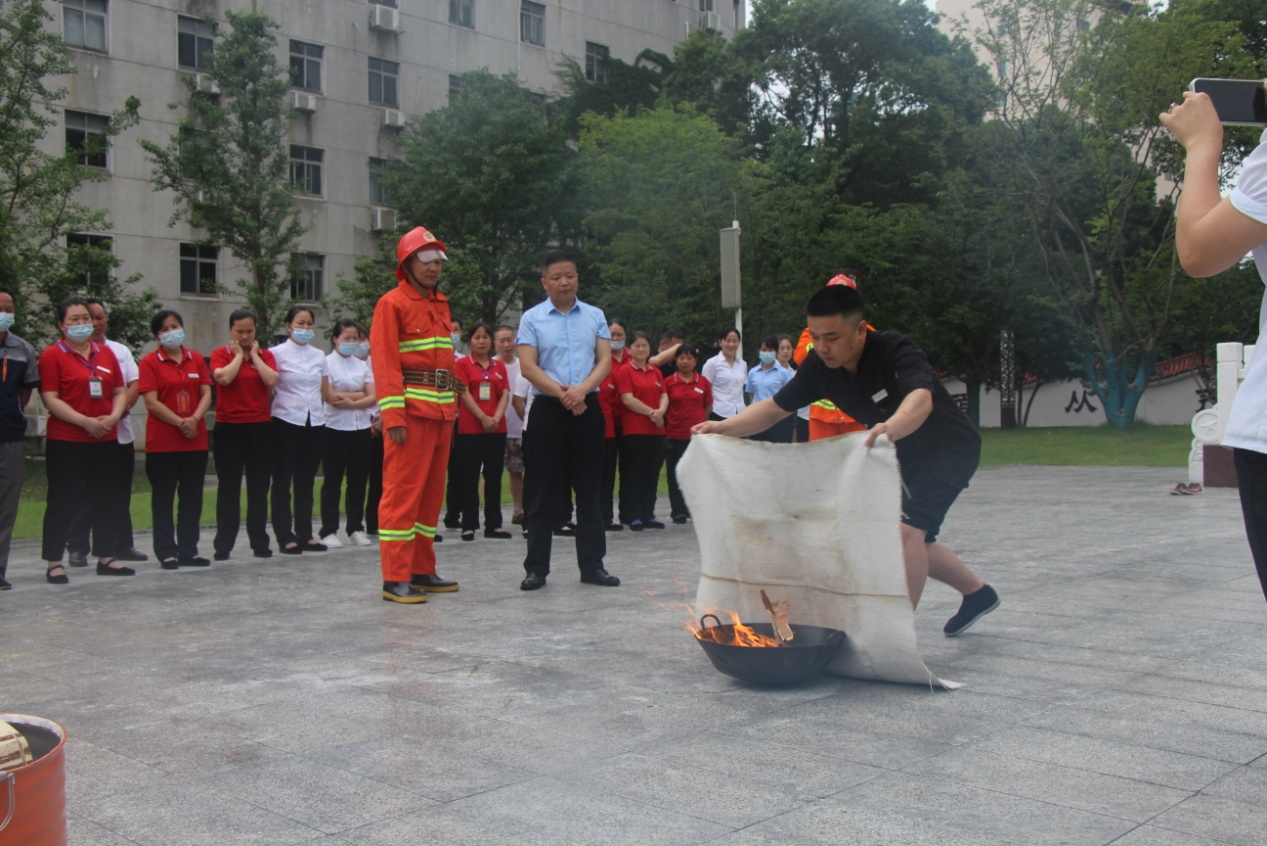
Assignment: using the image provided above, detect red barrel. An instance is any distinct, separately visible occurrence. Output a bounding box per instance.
[0,714,67,846]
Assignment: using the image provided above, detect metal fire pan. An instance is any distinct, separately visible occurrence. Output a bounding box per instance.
[694,615,846,686]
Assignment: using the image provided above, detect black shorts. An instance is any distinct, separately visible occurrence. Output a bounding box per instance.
[899,442,980,543]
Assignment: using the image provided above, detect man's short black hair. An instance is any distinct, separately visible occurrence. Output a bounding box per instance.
[541,249,575,273]
[805,284,865,322]
[661,329,683,343]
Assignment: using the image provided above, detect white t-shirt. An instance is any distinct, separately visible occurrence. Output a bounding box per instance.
[269,340,329,427]
[500,357,523,438]
[701,352,747,418]
[513,371,535,431]
[1225,138,1267,454]
[105,338,139,445]
[323,351,374,432]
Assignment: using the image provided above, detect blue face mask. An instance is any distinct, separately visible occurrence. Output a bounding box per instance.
[759,351,777,365]
[291,328,315,345]
[159,328,185,349]
[339,341,367,357]
[610,340,625,352]
[0,313,14,333]
[65,324,93,343]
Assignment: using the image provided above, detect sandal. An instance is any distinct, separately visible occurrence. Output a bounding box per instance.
[461,531,475,542]
[46,564,69,585]
[1185,482,1203,494]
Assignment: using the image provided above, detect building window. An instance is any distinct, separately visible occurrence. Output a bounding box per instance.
[64,0,107,52]
[178,16,215,70]
[369,158,391,205]
[289,40,323,92]
[67,234,112,289]
[450,0,474,28]
[370,0,398,6]
[289,145,323,196]
[368,57,399,107]
[448,74,464,100]
[699,0,715,10]
[179,244,218,295]
[585,42,608,84]
[65,111,109,168]
[292,254,324,302]
[520,1,544,46]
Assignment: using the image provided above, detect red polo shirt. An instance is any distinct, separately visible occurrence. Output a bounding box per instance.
[665,371,713,440]
[210,345,276,424]
[599,355,628,438]
[615,361,666,437]
[453,355,509,435]
[138,347,212,452]
[38,340,123,443]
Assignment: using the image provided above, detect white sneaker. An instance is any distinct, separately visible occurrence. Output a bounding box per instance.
[320,534,344,548]
[349,531,372,546]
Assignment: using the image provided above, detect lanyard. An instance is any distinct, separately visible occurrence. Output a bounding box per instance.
[57,340,100,378]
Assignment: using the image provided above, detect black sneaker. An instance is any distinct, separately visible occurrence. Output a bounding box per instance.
[0,576,11,591]
[943,584,1000,637]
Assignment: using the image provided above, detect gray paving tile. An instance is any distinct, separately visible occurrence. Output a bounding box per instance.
[1106,824,1240,845]
[1150,795,1267,846]
[63,737,170,803]
[1198,764,1267,804]
[67,813,143,846]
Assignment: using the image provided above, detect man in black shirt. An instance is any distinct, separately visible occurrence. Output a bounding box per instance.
[692,284,999,636]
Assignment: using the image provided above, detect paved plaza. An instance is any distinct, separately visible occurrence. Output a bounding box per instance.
[2,464,1265,845]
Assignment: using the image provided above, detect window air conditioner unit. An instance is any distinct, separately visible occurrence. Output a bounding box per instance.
[371,207,395,232]
[382,108,406,129]
[290,92,317,113]
[699,11,720,30]
[193,73,220,95]
[370,5,400,32]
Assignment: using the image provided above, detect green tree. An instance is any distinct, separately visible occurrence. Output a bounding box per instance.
[377,70,576,327]
[969,0,1256,426]
[0,0,152,346]
[140,10,306,338]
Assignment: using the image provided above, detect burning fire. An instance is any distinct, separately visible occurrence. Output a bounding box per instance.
[689,608,784,648]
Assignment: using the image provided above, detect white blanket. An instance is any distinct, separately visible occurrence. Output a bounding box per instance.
[678,433,958,689]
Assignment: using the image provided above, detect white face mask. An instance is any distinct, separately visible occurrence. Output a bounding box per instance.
[0,313,14,333]
[610,340,625,352]
[451,332,462,345]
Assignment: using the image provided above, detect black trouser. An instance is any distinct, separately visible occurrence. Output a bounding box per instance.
[43,439,116,562]
[320,427,371,537]
[213,421,273,556]
[366,430,383,535]
[620,433,665,523]
[522,394,605,576]
[454,431,507,531]
[68,440,135,556]
[271,418,325,547]
[146,450,209,562]
[749,416,795,443]
[1235,448,1267,603]
[602,431,626,524]
[665,438,691,520]
[443,419,460,528]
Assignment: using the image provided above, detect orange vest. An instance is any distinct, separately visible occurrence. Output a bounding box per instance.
[793,327,856,425]
[370,281,457,429]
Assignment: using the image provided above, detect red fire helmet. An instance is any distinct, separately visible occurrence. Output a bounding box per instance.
[394,227,448,284]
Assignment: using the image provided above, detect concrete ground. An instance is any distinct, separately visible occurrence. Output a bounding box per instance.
[2,465,1265,846]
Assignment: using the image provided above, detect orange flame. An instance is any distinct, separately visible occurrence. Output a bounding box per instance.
[690,608,783,648]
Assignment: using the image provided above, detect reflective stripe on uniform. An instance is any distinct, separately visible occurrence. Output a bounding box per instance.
[378,522,438,542]
[811,399,839,411]
[403,387,454,404]
[398,336,453,353]
[379,395,406,411]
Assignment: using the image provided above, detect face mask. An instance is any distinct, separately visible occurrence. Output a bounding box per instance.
[339,341,367,357]
[354,342,370,358]
[64,324,93,343]
[291,328,315,345]
[610,341,625,352]
[451,332,462,345]
[159,328,185,349]
[759,351,777,365]
[0,313,13,333]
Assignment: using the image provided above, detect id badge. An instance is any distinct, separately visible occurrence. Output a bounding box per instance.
[88,378,103,399]
[478,382,492,402]
[176,390,192,415]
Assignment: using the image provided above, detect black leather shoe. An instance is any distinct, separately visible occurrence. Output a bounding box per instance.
[484,529,512,539]
[580,568,620,587]
[97,561,135,576]
[672,516,688,525]
[461,531,475,542]
[115,547,149,562]
[180,557,211,567]
[434,534,444,543]
[553,522,576,537]
[0,576,10,590]
[645,520,666,529]
[410,574,459,592]
[253,548,273,559]
[302,541,327,552]
[280,545,302,555]
[382,581,427,603]
[67,550,89,568]
[605,522,624,532]
[520,572,547,591]
[160,558,179,571]
[214,552,231,561]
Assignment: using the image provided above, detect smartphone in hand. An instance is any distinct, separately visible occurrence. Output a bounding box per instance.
[1189,78,1267,126]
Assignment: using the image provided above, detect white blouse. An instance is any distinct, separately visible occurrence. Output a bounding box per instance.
[324,351,374,432]
[270,340,329,427]
[1226,138,1267,454]
[702,352,748,418]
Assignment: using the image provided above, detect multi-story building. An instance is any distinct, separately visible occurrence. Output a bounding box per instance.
[45,0,744,349]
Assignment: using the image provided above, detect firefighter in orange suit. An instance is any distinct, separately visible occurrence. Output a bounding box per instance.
[371,227,465,603]
[793,273,868,440]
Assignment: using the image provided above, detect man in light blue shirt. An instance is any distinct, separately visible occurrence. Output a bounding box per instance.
[516,250,619,590]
